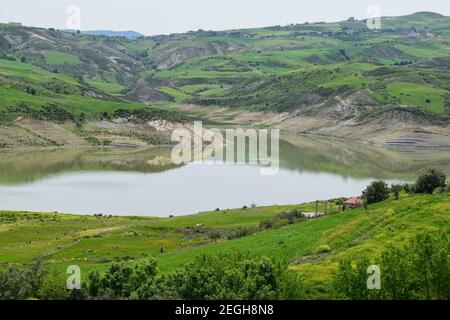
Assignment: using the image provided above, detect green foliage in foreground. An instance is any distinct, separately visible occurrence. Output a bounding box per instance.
[86,252,303,300]
[0,259,68,300]
[333,232,450,300]
[1,230,448,300]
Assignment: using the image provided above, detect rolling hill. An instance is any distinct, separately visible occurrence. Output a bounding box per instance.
[0,192,448,299]
[0,12,449,147]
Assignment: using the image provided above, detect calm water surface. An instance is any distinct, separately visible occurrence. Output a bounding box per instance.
[0,135,448,216]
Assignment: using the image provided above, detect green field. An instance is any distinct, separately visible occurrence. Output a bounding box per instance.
[374,82,447,112]
[42,50,82,66]
[1,192,448,289]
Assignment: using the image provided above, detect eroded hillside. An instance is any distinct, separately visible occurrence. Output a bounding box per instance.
[0,11,449,147]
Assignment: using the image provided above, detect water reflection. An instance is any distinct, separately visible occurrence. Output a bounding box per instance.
[0,135,448,216]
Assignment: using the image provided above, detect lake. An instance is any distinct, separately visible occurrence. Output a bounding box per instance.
[0,135,449,216]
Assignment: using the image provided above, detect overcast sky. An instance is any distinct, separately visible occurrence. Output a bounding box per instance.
[1,0,448,35]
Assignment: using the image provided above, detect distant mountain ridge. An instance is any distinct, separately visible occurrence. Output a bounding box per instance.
[63,29,143,38]
[83,30,143,38]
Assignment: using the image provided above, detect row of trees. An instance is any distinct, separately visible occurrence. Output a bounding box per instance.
[0,253,304,300]
[86,252,303,300]
[362,167,448,205]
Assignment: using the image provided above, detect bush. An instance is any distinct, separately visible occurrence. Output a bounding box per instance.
[332,256,375,300]
[83,253,305,300]
[0,268,33,300]
[385,208,395,217]
[390,184,403,200]
[7,103,75,123]
[362,180,389,204]
[402,183,414,194]
[164,252,304,300]
[317,245,332,253]
[333,232,450,300]
[88,258,158,299]
[414,168,446,194]
[37,270,68,300]
[433,187,445,194]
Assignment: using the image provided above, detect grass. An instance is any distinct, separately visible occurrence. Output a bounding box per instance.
[0,60,183,120]
[84,79,126,95]
[0,11,448,130]
[1,12,449,117]
[374,82,446,113]
[1,192,448,285]
[41,51,82,66]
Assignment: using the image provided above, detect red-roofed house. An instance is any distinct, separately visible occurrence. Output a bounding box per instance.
[343,197,364,211]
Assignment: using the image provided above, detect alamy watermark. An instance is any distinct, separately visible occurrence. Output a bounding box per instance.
[66,5,81,30]
[171,122,280,175]
[66,265,81,290]
[367,265,381,290]
[366,5,381,30]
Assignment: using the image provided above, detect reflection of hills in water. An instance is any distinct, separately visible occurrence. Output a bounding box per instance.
[0,147,179,185]
[279,135,450,180]
[0,135,449,185]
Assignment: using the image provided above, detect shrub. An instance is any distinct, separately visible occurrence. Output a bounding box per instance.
[333,232,450,300]
[259,220,273,229]
[414,168,446,194]
[433,187,445,194]
[385,208,395,217]
[0,268,33,300]
[402,183,411,193]
[332,256,375,299]
[362,180,389,204]
[390,184,402,200]
[83,253,305,300]
[164,252,304,300]
[37,270,68,300]
[317,245,332,253]
[87,258,158,299]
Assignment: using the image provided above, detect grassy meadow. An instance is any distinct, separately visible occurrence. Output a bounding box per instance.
[1,192,448,289]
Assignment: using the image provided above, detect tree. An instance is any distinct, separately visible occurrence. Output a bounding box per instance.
[86,258,158,299]
[414,167,446,194]
[164,252,303,300]
[333,232,449,300]
[390,184,402,200]
[37,270,68,300]
[332,256,376,299]
[0,268,33,300]
[378,246,412,299]
[362,180,389,204]
[87,270,100,297]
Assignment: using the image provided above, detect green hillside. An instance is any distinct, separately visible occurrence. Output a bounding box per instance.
[0,11,448,126]
[1,192,448,289]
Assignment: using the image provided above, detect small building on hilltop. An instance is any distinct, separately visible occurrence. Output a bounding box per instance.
[343,197,364,211]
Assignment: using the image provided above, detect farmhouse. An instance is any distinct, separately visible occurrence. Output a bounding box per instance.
[343,197,363,211]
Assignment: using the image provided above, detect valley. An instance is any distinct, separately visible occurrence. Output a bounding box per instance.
[0,11,449,148]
